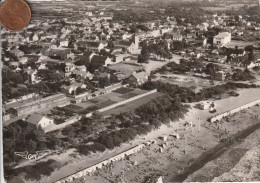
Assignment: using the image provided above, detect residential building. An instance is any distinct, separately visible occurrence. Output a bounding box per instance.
[48,48,71,59]
[213,32,231,47]
[26,113,54,129]
[172,33,183,41]
[127,71,148,86]
[61,82,87,95]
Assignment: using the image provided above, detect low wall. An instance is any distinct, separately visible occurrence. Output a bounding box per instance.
[210,98,260,123]
[53,144,147,183]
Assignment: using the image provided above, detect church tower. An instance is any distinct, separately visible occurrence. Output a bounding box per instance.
[132,34,139,50]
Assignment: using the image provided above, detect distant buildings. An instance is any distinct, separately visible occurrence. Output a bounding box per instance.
[213,32,231,47]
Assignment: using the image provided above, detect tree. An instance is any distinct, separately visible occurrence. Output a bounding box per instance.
[245,45,254,52]
[234,15,240,22]
[248,51,255,61]
[232,69,255,81]
[137,54,147,63]
[205,63,217,78]
[138,44,150,63]
[100,49,115,58]
[107,39,115,49]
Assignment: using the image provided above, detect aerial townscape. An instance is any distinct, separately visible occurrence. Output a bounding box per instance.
[1,0,260,182]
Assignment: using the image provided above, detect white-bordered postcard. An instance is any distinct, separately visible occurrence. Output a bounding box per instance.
[1,0,260,183]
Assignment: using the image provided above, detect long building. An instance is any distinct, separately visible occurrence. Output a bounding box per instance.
[10,94,69,116]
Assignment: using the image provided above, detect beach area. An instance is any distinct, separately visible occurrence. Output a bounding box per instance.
[30,87,259,183]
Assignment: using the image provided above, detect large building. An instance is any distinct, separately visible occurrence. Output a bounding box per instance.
[10,94,69,117]
[213,32,231,47]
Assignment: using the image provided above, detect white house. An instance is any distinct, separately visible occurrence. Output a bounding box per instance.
[26,113,54,129]
[65,63,76,73]
[60,39,69,47]
[172,33,183,41]
[61,82,87,95]
[213,32,231,47]
[127,71,148,85]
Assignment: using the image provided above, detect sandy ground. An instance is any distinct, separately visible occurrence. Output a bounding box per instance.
[12,87,260,183]
[185,120,260,182]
